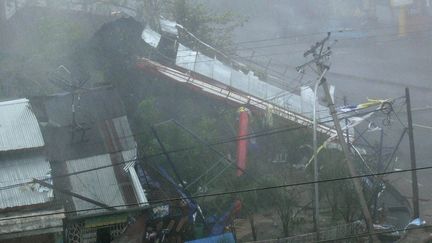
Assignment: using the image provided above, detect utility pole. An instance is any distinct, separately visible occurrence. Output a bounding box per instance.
[298,33,379,242]
[405,87,420,218]
[343,96,350,144]
[322,80,379,242]
[312,69,327,240]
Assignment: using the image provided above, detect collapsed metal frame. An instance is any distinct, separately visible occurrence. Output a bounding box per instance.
[136,58,339,137]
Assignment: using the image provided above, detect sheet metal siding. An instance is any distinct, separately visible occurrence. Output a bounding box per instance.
[66,153,128,215]
[0,154,52,209]
[0,99,44,151]
[175,45,330,121]
[160,18,178,36]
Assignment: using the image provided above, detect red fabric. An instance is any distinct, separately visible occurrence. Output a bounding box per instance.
[233,199,242,214]
[236,109,249,176]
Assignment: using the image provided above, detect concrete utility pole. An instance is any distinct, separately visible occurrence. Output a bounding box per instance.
[405,87,420,218]
[298,33,380,242]
[312,69,328,239]
[321,79,379,242]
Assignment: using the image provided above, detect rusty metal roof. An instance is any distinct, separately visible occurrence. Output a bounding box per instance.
[0,152,53,209]
[0,99,44,151]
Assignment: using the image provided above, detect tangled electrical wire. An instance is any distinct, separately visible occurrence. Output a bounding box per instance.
[380,100,394,126]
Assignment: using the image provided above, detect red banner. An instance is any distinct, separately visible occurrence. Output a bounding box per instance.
[236,107,249,176]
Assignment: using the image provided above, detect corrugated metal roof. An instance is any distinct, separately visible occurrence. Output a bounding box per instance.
[175,45,331,121]
[66,150,137,215]
[0,98,44,151]
[0,153,53,209]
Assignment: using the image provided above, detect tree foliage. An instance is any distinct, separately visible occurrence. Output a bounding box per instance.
[318,147,374,223]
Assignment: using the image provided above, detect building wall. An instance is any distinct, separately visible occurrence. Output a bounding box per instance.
[0,232,62,243]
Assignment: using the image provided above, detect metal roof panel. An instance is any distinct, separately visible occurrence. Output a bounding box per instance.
[66,152,130,215]
[0,153,53,209]
[0,99,44,151]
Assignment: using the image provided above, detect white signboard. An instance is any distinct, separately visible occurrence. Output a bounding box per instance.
[391,0,414,7]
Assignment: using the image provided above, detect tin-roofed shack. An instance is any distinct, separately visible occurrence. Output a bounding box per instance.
[30,86,150,242]
[0,98,64,242]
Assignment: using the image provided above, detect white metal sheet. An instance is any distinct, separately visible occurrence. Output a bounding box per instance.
[231,69,249,91]
[160,18,178,36]
[213,59,232,85]
[141,26,161,48]
[176,44,197,71]
[195,53,214,78]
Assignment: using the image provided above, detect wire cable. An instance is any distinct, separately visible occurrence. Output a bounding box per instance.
[0,106,389,188]
[234,21,432,45]
[0,160,431,222]
[315,224,432,242]
[174,27,432,60]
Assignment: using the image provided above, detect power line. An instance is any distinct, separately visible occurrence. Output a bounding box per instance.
[142,23,432,106]
[67,83,361,152]
[234,21,432,46]
[233,27,432,53]
[315,224,432,242]
[164,27,432,90]
[0,106,388,188]
[0,159,431,222]
[253,223,432,243]
[233,31,432,63]
[175,26,432,59]
[172,30,432,83]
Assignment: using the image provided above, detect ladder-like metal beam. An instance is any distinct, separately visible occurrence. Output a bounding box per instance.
[136,58,338,137]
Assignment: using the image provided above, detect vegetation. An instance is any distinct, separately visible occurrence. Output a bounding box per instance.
[0,2,376,240]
